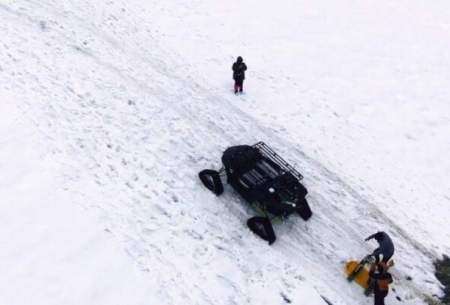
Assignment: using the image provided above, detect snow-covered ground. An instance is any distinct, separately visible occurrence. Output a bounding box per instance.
[0,1,449,305]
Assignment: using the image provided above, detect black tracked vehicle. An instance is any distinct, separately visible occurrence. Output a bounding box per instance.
[198,142,312,244]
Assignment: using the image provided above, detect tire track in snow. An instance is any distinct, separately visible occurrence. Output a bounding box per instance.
[0,1,440,304]
[0,4,257,303]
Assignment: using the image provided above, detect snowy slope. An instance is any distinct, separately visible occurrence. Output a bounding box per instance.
[139,0,450,254]
[0,91,159,305]
[0,1,448,305]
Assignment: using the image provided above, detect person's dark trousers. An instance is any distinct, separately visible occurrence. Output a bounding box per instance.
[374,290,388,305]
[234,79,244,93]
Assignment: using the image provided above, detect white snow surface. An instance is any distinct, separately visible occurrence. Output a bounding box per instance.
[0,1,449,305]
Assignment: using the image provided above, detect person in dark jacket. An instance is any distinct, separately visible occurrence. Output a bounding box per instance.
[348,231,395,282]
[368,262,393,304]
[232,56,247,94]
[364,231,395,264]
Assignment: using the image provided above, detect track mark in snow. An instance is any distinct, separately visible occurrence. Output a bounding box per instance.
[0,1,442,304]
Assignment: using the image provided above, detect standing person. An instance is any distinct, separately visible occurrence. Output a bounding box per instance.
[368,262,393,304]
[232,56,247,94]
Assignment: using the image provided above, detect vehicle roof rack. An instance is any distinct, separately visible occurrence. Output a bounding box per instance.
[253,142,303,181]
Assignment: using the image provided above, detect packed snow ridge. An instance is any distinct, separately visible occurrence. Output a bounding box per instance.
[1,1,449,305]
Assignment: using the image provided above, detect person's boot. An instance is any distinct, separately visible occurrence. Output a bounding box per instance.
[364,278,375,296]
[364,284,374,296]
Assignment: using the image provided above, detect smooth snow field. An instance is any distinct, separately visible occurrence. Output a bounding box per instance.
[0,1,449,305]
